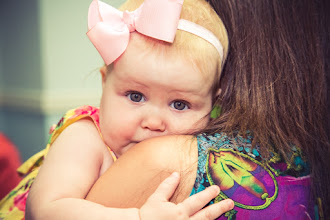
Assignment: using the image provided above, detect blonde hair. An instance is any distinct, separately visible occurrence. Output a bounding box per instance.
[118,0,229,98]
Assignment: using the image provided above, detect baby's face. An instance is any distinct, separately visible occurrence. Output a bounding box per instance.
[99,39,217,157]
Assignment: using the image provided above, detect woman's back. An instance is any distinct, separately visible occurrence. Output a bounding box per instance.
[205,0,330,217]
[192,132,313,219]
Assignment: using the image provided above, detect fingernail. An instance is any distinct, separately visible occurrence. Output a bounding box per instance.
[226,199,234,209]
[211,185,220,194]
[171,172,179,179]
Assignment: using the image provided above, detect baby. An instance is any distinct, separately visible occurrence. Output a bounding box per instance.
[0,0,230,219]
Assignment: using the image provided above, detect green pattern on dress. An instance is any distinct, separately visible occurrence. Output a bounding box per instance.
[206,148,279,210]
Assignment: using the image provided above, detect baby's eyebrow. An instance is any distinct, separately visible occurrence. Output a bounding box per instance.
[169,85,210,95]
[167,90,209,102]
[115,75,148,87]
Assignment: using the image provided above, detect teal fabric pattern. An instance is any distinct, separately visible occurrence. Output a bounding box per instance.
[190,132,314,219]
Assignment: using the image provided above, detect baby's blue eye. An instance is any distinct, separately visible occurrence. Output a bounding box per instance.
[171,100,189,111]
[127,92,145,102]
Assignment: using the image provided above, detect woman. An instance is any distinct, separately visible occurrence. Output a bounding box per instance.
[87,0,330,219]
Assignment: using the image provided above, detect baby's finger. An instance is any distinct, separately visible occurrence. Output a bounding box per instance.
[148,172,180,202]
[178,185,220,216]
[190,199,234,220]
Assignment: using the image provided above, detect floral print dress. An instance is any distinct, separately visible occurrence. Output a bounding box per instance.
[0,106,116,220]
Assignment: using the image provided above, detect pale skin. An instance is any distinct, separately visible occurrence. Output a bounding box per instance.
[25,34,233,219]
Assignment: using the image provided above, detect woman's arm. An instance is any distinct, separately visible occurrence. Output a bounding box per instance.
[86,135,234,219]
[86,135,198,207]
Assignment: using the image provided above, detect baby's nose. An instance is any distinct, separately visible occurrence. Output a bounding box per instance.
[141,112,166,132]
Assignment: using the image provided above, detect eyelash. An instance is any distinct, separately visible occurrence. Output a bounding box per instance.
[125,91,190,111]
[170,100,190,111]
[126,91,146,103]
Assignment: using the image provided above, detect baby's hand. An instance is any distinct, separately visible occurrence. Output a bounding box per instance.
[139,172,234,220]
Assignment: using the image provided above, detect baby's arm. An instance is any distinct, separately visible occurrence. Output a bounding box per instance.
[25,119,138,219]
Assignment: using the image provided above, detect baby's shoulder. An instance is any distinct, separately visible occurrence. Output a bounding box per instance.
[58,118,102,141]
[47,105,101,146]
[51,118,109,161]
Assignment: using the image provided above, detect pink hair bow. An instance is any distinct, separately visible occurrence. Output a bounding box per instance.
[87,0,184,65]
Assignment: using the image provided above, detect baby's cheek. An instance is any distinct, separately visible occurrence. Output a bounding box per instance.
[115,115,139,138]
[172,117,209,134]
[200,116,211,127]
[116,126,135,139]
[101,115,132,141]
[188,116,210,131]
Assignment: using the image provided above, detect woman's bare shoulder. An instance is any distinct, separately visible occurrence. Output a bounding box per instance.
[87,135,199,207]
[131,135,197,165]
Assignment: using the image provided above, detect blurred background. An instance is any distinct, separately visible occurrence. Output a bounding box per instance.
[0,0,125,161]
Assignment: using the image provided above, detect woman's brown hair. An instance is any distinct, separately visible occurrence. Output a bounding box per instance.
[204,0,330,217]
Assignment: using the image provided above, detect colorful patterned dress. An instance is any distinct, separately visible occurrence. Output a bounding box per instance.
[191,132,317,219]
[0,106,116,220]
